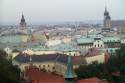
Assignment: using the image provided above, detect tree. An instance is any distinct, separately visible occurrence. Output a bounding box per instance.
[75,61,111,79]
[0,50,20,83]
[75,45,125,82]
[107,45,125,75]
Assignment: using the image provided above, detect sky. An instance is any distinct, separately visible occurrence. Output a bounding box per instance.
[0,0,125,25]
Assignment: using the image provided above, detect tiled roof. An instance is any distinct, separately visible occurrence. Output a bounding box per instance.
[24,67,108,83]
[77,77,100,83]
[78,77,109,83]
[24,67,65,83]
[14,53,87,65]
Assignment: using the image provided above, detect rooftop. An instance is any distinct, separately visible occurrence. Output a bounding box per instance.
[24,66,65,83]
[14,53,87,65]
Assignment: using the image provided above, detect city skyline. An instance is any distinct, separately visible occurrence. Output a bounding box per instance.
[0,0,125,25]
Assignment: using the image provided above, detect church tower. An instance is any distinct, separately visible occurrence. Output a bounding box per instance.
[103,7,111,28]
[20,13,27,33]
[64,52,77,83]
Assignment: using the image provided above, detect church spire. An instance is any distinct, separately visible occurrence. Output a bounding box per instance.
[21,13,25,23]
[105,6,107,13]
[103,5,111,28]
[20,13,27,30]
[64,52,77,83]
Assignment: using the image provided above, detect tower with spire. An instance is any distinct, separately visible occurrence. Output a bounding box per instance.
[64,52,77,83]
[103,6,111,28]
[19,13,27,33]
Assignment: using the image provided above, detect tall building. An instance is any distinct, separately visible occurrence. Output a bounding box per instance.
[19,13,27,33]
[103,7,111,28]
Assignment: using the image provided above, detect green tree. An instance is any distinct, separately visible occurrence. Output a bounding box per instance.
[75,45,125,82]
[75,62,110,79]
[0,50,20,83]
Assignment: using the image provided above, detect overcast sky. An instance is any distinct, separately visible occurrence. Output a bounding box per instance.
[0,0,125,24]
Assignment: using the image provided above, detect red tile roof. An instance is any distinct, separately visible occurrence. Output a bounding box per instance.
[24,66,109,83]
[77,77,100,83]
[24,66,65,83]
[78,77,109,83]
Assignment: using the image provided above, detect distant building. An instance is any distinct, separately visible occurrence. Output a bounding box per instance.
[103,7,125,33]
[111,20,125,33]
[103,7,111,28]
[19,13,27,34]
[76,35,121,54]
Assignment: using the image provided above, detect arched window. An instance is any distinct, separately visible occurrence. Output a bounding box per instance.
[98,44,99,47]
[52,67,55,69]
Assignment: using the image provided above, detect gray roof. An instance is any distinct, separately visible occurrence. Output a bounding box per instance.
[14,53,87,65]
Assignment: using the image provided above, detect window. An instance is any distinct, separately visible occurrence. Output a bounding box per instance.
[52,67,55,69]
[98,44,99,47]
[43,65,45,67]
